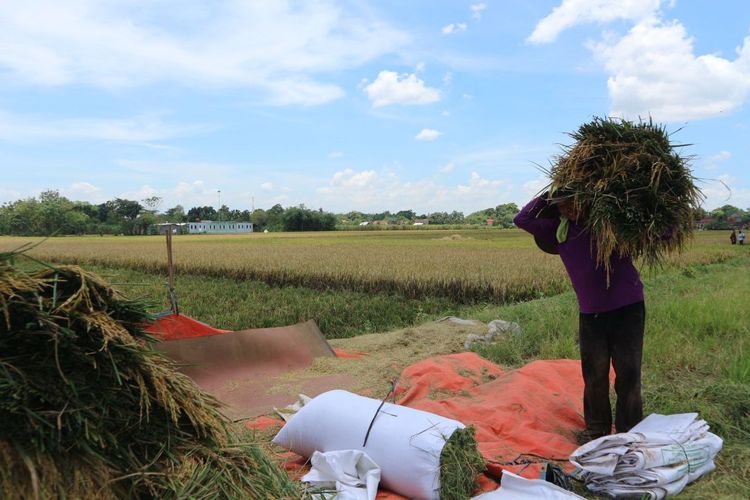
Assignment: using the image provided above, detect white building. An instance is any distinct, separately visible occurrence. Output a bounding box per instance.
[186,220,253,234]
[157,221,253,234]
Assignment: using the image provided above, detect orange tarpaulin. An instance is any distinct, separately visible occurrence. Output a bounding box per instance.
[144,313,231,340]
[393,352,585,480]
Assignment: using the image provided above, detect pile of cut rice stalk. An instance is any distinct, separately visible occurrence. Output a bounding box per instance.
[548,117,703,274]
[440,426,486,499]
[0,248,300,499]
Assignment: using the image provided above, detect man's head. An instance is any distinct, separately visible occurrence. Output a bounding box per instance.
[547,189,578,220]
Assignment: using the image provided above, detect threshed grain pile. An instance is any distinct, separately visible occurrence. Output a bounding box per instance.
[0,248,299,499]
[548,117,703,274]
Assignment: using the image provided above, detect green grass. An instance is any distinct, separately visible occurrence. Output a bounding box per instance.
[468,255,750,499]
[93,265,461,339]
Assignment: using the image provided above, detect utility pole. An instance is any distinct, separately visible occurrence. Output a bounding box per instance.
[252,195,255,212]
[218,189,221,208]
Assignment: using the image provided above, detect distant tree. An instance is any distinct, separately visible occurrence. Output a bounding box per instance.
[493,203,519,228]
[428,211,448,224]
[447,211,465,224]
[282,206,336,231]
[395,209,416,221]
[250,208,268,230]
[267,204,285,230]
[466,208,493,225]
[109,198,143,221]
[142,196,162,212]
[165,205,187,222]
[187,206,217,222]
[216,204,232,221]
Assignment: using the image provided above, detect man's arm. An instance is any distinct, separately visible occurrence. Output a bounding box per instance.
[513,195,559,238]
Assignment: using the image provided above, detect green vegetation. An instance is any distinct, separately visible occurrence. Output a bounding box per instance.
[86,264,460,339]
[439,427,486,499]
[0,229,746,498]
[0,252,299,499]
[0,190,526,237]
[468,255,750,499]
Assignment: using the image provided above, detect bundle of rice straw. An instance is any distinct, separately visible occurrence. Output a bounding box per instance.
[0,247,300,499]
[547,117,703,274]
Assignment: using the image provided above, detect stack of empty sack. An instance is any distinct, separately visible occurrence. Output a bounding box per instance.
[570,413,722,499]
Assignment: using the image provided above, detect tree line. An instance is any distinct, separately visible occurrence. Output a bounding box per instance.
[0,191,338,236]
[2,190,744,237]
[0,191,521,236]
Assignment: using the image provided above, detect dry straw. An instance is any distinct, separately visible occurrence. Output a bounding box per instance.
[547,117,703,276]
[0,249,300,499]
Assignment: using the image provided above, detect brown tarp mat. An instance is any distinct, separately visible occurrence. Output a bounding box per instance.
[148,315,342,419]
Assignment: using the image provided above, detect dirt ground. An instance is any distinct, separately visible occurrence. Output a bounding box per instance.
[266,318,490,402]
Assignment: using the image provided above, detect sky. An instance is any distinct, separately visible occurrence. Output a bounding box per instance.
[1,0,749,214]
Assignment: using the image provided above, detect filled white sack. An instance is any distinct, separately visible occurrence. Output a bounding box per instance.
[273,389,464,500]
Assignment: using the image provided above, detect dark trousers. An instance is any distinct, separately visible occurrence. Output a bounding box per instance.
[579,301,645,435]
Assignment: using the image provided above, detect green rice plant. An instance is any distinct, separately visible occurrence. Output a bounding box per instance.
[440,426,486,499]
[547,117,703,276]
[0,251,300,499]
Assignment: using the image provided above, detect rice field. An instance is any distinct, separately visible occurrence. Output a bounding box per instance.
[0,229,734,305]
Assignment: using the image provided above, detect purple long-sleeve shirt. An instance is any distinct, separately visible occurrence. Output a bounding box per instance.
[513,196,643,314]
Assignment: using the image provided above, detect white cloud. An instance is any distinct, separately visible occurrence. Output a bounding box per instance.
[328,151,344,159]
[0,0,409,106]
[0,110,208,143]
[471,3,487,21]
[457,172,506,195]
[442,23,467,35]
[316,168,511,212]
[154,180,223,208]
[528,1,750,121]
[522,176,550,199]
[415,128,442,141]
[64,181,106,202]
[439,162,455,173]
[261,182,273,191]
[527,0,661,44]
[68,181,101,195]
[364,71,441,107]
[700,174,750,211]
[330,168,377,188]
[415,62,426,73]
[591,20,750,121]
[0,187,24,204]
[702,151,731,172]
[116,185,163,205]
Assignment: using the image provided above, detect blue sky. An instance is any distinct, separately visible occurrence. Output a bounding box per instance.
[1,0,749,213]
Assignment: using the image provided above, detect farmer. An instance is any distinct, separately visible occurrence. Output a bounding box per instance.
[730,230,737,245]
[739,230,746,246]
[514,191,645,443]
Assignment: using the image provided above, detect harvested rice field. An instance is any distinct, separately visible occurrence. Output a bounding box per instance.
[0,229,733,304]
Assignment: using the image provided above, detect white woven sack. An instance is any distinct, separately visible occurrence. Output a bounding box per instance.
[272,389,464,499]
